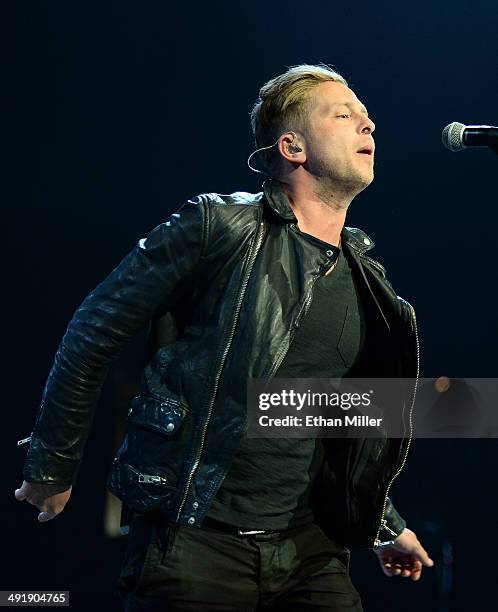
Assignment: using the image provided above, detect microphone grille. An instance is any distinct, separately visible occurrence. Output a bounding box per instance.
[442,122,466,152]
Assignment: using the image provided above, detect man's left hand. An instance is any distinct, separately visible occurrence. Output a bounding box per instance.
[373,528,434,581]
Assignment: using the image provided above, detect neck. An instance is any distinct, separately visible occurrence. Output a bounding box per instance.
[280,177,350,247]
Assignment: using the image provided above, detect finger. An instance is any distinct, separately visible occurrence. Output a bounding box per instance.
[384,561,403,571]
[382,563,396,577]
[400,563,412,578]
[392,559,413,576]
[38,511,57,522]
[406,559,422,581]
[18,495,39,507]
[398,559,419,576]
[14,488,27,501]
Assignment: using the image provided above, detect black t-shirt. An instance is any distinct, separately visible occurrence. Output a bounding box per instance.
[206,230,366,530]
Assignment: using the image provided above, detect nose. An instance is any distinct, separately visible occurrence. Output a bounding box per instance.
[361,116,375,135]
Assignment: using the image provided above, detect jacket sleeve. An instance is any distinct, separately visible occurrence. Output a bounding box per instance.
[382,497,407,539]
[22,196,208,486]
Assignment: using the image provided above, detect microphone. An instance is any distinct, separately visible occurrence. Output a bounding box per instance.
[442,122,498,152]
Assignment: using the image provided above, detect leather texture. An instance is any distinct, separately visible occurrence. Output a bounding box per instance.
[22,178,418,548]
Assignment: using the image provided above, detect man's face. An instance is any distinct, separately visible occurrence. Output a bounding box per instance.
[299,81,376,193]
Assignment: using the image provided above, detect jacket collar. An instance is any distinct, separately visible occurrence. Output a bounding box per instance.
[262,178,375,254]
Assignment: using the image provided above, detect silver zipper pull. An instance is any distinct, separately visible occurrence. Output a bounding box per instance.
[380,519,399,537]
[138,474,168,484]
[17,434,32,446]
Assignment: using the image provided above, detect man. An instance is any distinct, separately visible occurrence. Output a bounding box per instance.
[16,63,433,611]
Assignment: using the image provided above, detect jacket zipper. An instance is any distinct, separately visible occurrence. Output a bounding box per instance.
[266,267,325,379]
[17,434,33,446]
[175,219,266,522]
[114,459,169,485]
[138,474,168,485]
[373,301,419,548]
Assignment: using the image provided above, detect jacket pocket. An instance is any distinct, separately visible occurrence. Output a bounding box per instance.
[107,392,191,514]
[108,458,178,515]
[127,392,189,436]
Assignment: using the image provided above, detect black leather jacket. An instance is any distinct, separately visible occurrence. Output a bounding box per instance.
[22,178,419,549]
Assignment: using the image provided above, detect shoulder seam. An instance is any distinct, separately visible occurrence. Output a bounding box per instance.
[197,195,210,258]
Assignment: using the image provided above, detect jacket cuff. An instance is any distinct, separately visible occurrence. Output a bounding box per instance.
[380,497,407,540]
[22,436,79,485]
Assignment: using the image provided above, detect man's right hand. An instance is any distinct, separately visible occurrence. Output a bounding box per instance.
[14,480,72,522]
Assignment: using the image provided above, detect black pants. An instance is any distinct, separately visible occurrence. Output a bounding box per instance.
[117,515,364,611]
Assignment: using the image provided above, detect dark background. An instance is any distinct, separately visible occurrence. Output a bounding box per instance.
[6,1,498,610]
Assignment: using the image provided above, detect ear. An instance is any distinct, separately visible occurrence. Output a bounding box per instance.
[278,132,306,165]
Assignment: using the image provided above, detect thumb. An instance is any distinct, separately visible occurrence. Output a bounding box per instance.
[38,511,56,522]
[417,546,434,567]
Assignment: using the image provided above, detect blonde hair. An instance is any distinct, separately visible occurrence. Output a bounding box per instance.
[250,63,348,175]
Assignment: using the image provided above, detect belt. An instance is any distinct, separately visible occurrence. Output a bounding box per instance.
[201,516,285,538]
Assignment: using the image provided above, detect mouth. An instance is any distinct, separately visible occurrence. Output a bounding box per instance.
[357,147,374,156]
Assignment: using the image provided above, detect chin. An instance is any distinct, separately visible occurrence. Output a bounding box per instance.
[357,172,374,190]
